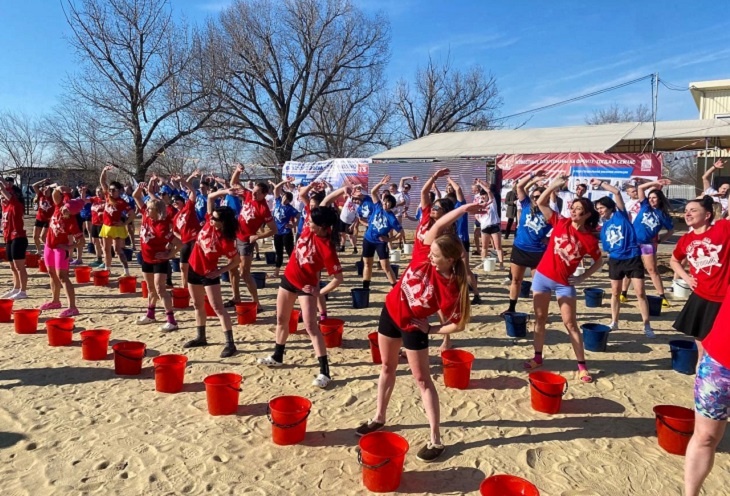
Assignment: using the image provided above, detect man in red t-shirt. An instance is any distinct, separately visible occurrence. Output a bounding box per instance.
[226,164,276,309]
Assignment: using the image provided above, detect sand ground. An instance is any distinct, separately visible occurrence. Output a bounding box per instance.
[1,222,729,496]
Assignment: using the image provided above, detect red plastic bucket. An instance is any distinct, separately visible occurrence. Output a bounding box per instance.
[118,276,137,294]
[368,332,382,364]
[441,349,475,389]
[141,280,148,298]
[0,299,13,323]
[74,266,92,284]
[358,431,410,493]
[38,258,48,273]
[653,405,695,455]
[320,318,344,348]
[112,341,146,375]
[25,252,39,268]
[0,246,6,261]
[204,373,243,415]
[268,396,312,445]
[172,287,190,309]
[92,270,110,287]
[235,302,257,325]
[46,317,75,346]
[13,309,41,334]
[204,297,217,318]
[289,309,301,333]
[529,371,568,414]
[80,329,111,360]
[153,354,188,393]
[480,475,540,496]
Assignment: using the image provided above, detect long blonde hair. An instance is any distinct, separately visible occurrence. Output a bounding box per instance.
[433,235,471,329]
[146,198,166,219]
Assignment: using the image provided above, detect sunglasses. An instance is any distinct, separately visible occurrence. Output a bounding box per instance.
[432,204,443,212]
[531,196,540,200]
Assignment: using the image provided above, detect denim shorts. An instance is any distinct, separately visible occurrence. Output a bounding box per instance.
[695,352,730,421]
[531,270,577,299]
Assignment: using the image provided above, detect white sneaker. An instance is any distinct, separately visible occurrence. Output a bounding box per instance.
[257,355,283,367]
[10,291,27,300]
[136,315,156,325]
[644,325,656,338]
[160,322,178,332]
[312,373,331,388]
[123,269,131,277]
[608,321,618,331]
[0,288,18,299]
[502,277,512,285]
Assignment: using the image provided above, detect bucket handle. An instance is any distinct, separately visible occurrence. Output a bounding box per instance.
[266,405,310,429]
[656,414,693,437]
[115,349,147,361]
[320,327,339,336]
[356,448,390,470]
[529,379,568,398]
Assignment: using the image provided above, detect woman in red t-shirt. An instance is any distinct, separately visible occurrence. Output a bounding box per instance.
[99,165,133,276]
[88,187,106,267]
[173,175,202,288]
[526,176,603,383]
[257,189,345,389]
[1,181,29,299]
[41,187,85,317]
[132,183,181,332]
[669,195,730,358]
[31,178,54,254]
[182,188,241,358]
[355,202,481,463]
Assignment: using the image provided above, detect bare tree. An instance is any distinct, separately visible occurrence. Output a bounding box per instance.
[394,55,502,141]
[62,0,221,181]
[211,0,390,169]
[585,103,651,125]
[663,151,699,187]
[43,106,109,172]
[0,111,48,172]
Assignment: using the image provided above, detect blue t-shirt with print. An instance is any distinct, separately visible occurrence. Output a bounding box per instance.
[194,192,208,222]
[514,198,551,253]
[600,208,640,260]
[454,201,470,242]
[220,194,241,216]
[632,199,674,244]
[357,195,375,221]
[80,198,93,220]
[364,201,402,244]
[273,198,299,235]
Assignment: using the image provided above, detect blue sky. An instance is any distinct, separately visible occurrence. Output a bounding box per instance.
[1,0,729,129]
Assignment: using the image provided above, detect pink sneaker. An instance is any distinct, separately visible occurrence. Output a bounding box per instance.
[40,301,62,311]
[59,308,80,318]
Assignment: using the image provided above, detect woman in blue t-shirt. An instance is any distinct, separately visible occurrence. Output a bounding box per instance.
[592,179,653,337]
[502,172,552,315]
[362,175,402,290]
[271,178,299,278]
[631,179,674,307]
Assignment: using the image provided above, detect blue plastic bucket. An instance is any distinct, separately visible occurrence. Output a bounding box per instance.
[252,272,266,289]
[669,340,698,375]
[583,288,604,308]
[581,323,611,352]
[319,280,329,300]
[503,312,528,338]
[265,252,276,265]
[391,264,399,279]
[87,242,95,254]
[123,248,133,261]
[171,258,181,272]
[647,295,663,317]
[355,260,364,276]
[519,281,531,298]
[136,251,143,265]
[351,288,370,309]
[221,271,230,283]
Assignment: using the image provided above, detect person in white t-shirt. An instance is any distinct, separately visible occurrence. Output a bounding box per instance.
[553,183,588,218]
[471,182,483,255]
[702,158,729,219]
[339,186,361,254]
[475,178,504,270]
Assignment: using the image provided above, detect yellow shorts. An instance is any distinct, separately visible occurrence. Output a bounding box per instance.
[100,225,129,239]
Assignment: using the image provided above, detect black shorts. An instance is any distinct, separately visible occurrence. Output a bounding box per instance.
[279,274,312,296]
[339,219,354,234]
[608,256,645,281]
[34,219,49,228]
[187,265,220,287]
[673,293,723,341]
[362,238,389,260]
[377,307,429,351]
[474,220,481,229]
[75,214,83,231]
[141,260,171,274]
[180,240,194,264]
[510,246,544,269]
[91,224,103,239]
[481,224,500,235]
[7,237,28,262]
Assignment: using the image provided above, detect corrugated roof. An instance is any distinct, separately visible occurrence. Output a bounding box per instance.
[372,119,730,160]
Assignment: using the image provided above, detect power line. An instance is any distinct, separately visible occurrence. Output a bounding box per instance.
[659,78,690,91]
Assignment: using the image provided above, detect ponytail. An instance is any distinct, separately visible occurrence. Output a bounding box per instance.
[433,235,471,330]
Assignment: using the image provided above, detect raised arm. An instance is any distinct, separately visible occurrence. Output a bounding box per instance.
[32,178,49,196]
[371,175,390,200]
[516,171,545,201]
[179,175,197,203]
[100,164,113,194]
[537,176,568,222]
[423,202,486,245]
[703,159,724,191]
[475,178,494,202]
[52,186,64,206]
[131,182,146,211]
[421,169,449,208]
[591,179,625,211]
[230,164,244,187]
[399,175,416,192]
[299,180,319,204]
[273,178,293,198]
[638,178,671,202]
[322,185,349,207]
[446,176,465,202]
[208,187,231,214]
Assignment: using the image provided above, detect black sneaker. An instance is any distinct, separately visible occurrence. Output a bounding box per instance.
[416,442,445,462]
[471,295,482,305]
[355,419,385,437]
[220,343,237,358]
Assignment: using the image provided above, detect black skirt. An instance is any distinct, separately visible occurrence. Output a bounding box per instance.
[672,292,723,340]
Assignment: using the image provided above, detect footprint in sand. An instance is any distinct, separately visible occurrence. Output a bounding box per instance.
[525,447,541,468]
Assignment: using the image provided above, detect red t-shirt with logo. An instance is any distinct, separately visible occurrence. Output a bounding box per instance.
[46,205,82,249]
[173,200,201,244]
[2,196,26,242]
[237,196,273,242]
[189,214,238,276]
[283,221,342,290]
[90,197,105,226]
[672,220,730,303]
[102,194,132,226]
[139,206,175,264]
[703,290,730,367]
[413,204,435,259]
[536,215,601,285]
[384,243,461,332]
[35,194,54,222]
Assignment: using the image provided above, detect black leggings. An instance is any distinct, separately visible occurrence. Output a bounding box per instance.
[274,232,294,268]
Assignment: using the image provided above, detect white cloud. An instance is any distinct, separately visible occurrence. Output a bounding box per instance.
[196,1,232,12]
[414,33,519,56]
